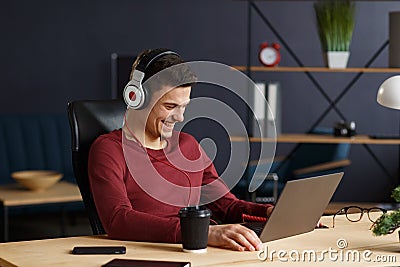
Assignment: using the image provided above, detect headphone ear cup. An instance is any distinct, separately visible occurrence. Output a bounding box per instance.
[140,86,150,110]
[123,83,146,109]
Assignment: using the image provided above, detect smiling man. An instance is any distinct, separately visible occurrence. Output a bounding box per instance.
[88,48,273,251]
[126,83,191,149]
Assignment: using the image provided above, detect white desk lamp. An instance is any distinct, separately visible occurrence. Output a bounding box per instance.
[377,75,400,109]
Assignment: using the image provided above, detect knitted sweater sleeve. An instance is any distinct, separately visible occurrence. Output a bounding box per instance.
[202,161,272,223]
[88,135,182,243]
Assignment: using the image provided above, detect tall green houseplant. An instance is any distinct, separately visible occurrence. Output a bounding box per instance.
[314,0,356,68]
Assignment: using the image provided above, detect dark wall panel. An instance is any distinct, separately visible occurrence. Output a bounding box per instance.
[1,0,400,202]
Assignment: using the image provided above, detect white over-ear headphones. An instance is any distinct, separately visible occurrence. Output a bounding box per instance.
[123,49,179,109]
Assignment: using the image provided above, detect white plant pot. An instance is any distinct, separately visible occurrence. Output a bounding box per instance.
[326,51,350,68]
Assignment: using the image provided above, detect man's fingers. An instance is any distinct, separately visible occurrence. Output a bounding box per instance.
[224,238,245,251]
[267,206,274,217]
[208,224,263,251]
[230,231,255,251]
[238,226,263,251]
[228,225,262,251]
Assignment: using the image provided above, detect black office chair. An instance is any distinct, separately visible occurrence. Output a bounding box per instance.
[67,99,126,235]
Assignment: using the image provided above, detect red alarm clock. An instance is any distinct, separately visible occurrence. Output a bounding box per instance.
[259,42,281,67]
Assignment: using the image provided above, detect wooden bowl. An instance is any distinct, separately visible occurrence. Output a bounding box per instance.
[11,170,63,191]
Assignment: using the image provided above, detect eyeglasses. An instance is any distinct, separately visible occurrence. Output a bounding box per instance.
[332,206,387,228]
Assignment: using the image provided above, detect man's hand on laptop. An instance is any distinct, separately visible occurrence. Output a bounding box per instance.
[208,224,263,251]
[267,206,274,217]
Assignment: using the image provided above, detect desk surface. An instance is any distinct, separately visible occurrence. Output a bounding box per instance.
[0,181,82,206]
[0,215,399,266]
[230,134,400,145]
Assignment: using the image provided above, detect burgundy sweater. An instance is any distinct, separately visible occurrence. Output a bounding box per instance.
[88,129,271,243]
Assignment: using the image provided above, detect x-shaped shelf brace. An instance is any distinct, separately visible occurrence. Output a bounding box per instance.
[246,1,396,184]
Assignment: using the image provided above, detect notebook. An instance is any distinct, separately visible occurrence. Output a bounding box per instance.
[244,172,343,242]
[102,259,190,267]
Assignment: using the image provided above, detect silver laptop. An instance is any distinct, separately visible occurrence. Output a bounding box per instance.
[244,172,343,242]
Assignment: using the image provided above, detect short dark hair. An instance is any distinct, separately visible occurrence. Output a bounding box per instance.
[130,48,197,94]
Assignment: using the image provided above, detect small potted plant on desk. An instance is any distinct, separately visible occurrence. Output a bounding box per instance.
[371,187,400,236]
[314,0,356,68]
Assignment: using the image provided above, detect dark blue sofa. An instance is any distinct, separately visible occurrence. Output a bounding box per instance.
[0,114,75,184]
[0,113,84,220]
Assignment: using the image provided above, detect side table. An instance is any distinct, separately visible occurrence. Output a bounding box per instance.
[0,181,82,242]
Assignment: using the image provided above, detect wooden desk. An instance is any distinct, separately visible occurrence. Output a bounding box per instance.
[0,215,399,266]
[231,134,400,145]
[0,181,82,242]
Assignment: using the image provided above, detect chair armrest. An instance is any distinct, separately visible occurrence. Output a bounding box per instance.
[293,159,351,176]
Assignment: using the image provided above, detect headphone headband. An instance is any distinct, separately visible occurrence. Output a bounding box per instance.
[136,49,180,73]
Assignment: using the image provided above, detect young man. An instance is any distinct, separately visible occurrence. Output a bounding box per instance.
[88,48,273,251]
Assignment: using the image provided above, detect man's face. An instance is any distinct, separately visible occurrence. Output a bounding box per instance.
[145,86,191,140]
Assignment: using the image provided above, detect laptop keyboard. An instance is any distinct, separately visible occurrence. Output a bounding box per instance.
[243,221,266,236]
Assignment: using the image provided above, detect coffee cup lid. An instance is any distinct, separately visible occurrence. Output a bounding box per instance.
[178,206,211,218]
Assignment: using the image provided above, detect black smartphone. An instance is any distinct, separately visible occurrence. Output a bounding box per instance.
[72,246,126,255]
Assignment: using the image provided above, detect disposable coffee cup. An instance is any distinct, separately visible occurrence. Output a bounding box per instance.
[178,206,211,253]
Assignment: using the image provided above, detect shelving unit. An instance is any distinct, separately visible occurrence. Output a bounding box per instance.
[243,1,396,132]
[240,1,400,185]
[231,134,400,145]
[233,66,400,73]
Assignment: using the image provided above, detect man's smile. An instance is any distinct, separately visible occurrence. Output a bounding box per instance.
[162,120,175,130]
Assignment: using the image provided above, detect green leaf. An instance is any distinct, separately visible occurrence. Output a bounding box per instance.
[371,186,400,236]
[314,0,355,52]
[371,211,400,236]
[391,186,400,202]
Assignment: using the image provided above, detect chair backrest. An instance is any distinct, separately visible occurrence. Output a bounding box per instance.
[276,143,350,179]
[67,99,126,235]
[275,127,351,181]
[239,127,351,202]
